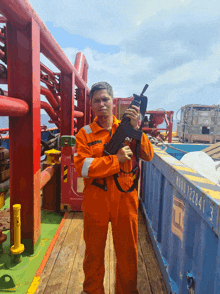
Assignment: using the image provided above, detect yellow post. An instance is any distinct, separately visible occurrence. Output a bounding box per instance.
[44,149,61,165]
[10,204,25,256]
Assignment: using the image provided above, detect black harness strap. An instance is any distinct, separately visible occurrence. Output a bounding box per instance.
[113,139,141,193]
[91,135,142,193]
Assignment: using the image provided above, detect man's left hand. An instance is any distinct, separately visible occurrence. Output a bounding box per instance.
[124,105,140,129]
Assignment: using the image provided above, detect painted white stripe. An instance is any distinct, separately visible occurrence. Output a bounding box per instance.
[81,158,94,177]
[83,125,93,134]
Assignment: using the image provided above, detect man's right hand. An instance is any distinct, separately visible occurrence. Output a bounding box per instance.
[116,146,133,163]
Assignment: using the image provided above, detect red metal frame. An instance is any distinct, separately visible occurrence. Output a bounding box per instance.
[6,19,41,252]
[0,0,91,253]
[142,111,174,143]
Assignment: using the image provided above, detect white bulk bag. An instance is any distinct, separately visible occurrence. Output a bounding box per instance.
[180,151,220,186]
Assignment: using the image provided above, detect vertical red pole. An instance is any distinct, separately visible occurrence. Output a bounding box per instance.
[83,89,87,126]
[7,19,41,254]
[86,90,91,125]
[168,113,173,143]
[60,72,75,136]
[83,64,88,83]
[76,89,87,131]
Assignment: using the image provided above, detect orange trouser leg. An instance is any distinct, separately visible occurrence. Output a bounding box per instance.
[82,177,139,294]
[82,186,110,294]
[110,180,139,294]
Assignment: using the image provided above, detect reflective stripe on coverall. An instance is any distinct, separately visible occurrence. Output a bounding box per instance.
[74,115,154,294]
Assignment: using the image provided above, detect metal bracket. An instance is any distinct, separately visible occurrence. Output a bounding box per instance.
[186,271,195,293]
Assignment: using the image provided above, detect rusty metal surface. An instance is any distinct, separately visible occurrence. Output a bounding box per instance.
[0,148,9,160]
[0,208,10,231]
[0,168,9,182]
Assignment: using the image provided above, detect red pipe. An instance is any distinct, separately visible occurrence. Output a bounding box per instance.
[40,63,56,78]
[0,128,8,132]
[0,95,29,116]
[73,111,84,118]
[40,101,60,129]
[0,126,57,132]
[40,101,58,121]
[0,30,5,42]
[75,52,85,78]
[0,0,90,92]
[40,165,58,190]
[42,85,83,117]
[143,128,170,131]
[0,49,5,59]
[164,116,169,125]
[46,85,61,107]
[83,63,88,83]
[0,16,7,23]
[40,86,59,110]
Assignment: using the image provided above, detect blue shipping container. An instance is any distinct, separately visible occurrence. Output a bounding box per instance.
[139,145,220,294]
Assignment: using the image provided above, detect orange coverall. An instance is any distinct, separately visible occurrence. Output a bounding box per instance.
[74,115,154,294]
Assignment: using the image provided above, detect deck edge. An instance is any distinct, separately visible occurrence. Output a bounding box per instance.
[26,212,68,294]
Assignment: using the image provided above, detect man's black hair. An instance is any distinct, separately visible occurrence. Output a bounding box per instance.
[90,82,113,100]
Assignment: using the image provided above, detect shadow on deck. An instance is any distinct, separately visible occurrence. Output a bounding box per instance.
[36,208,168,294]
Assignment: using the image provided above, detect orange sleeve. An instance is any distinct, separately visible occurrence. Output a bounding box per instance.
[74,129,121,179]
[130,132,154,161]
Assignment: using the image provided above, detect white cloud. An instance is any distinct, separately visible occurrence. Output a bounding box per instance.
[62,47,152,96]
[23,0,220,115]
[29,0,220,46]
[151,42,220,90]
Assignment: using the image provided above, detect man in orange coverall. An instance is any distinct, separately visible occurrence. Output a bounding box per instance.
[74,82,154,294]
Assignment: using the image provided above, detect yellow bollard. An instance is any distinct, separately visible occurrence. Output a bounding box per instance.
[10,204,25,260]
[44,149,61,165]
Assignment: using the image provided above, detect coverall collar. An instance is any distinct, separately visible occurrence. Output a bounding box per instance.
[91,115,120,134]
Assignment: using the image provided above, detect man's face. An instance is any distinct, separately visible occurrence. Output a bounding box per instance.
[90,89,113,118]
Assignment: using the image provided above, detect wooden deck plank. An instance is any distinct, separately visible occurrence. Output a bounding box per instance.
[138,211,168,294]
[204,146,220,156]
[211,153,220,160]
[66,220,85,294]
[202,142,220,160]
[43,212,83,294]
[36,209,168,294]
[137,241,152,294]
[35,212,74,294]
[202,142,220,153]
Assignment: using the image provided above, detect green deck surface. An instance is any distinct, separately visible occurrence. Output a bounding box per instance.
[0,190,63,293]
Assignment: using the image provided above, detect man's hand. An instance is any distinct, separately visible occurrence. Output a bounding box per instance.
[116,146,133,164]
[124,105,140,129]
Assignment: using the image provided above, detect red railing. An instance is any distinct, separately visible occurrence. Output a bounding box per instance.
[0,0,91,253]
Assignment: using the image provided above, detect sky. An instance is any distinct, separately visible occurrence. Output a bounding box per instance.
[1,0,220,126]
